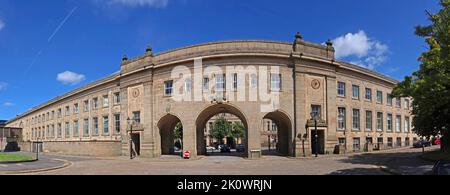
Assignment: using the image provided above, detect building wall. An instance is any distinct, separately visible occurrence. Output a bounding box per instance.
[5,38,418,158]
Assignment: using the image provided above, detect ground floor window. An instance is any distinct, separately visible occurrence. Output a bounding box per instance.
[405,137,410,146]
[338,138,346,146]
[376,137,383,150]
[353,138,360,152]
[396,137,402,147]
[387,137,393,148]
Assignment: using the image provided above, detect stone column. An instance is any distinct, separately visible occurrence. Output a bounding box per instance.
[326,76,338,154]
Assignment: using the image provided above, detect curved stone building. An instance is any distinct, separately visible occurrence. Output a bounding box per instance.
[5,33,418,158]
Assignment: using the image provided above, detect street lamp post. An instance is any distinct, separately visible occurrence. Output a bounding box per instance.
[127,117,134,160]
[310,112,319,158]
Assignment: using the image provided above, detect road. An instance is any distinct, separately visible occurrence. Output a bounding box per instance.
[20,146,436,175]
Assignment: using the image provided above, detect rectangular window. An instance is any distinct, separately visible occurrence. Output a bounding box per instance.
[84,100,89,112]
[377,137,383,148]
[133,111,141,123]
[215,74,226,92]
[337,107,346,130]
[103,116,109,135]
[352,109,360,131]
[376,91,383,104]
[93,117,99,135]
[73,120,79,137]
[396,115,401,132]
[51,125,55,138]
[113,92,121,104]
[270,74,281,92]
[232,73,238,91]
[51,111,55,119]
[404,117,410,132]
[405,137,410,146]
[396,97,401,107]
[251,74,257,89]
[83,119,89,137]
[365,111,372,131]
[103,95,109,107]
[184,78,192,94]
[65,122,70,138]
[387,114,393,131]
[338,138,346,146]
[114,114,120,134]
[387,94,393,106]
[74,103,79,114]
[352,85,360,99]
[353,138,361,152]
[387,137,393,148]
[203,77,209,92]
[57,108,62,118]
[377,112,383,131]
[57,123,62,138]
[396,137,402,147]
[164,80,173,96]
[65,106,70,116]
[93,98,98,109]
[404,99,410,110]
[365,88,372,101]
[311,105,321,119]
[337,82,346,97]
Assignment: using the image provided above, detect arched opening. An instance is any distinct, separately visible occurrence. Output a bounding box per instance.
[196,104,249,157]
[157,114,183,155]
[262,111,292,156]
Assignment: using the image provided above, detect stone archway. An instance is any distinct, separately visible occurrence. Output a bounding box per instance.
[195,103,249,156]
[157,114,182,155]
[263,110,293,156]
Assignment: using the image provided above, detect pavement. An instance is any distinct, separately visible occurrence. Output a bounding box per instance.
[0,152,70,175]
[0,146,439,175]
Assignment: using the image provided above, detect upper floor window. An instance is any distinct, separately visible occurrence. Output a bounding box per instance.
[387,114,393,131]
[133,111,141,123]
[377,112,383,131]
[270,74,281,92]
[103,95,109,107]
[84,100,89,112]
[365,88,372,101]
[352,85,360,99]
[311,105,321,119]
[103,116,109,135]
[337,107,346,130]
[113,92,121,105]
[215,74,226,92]
[250,74,257,89]
[203,77,210,92]
[74,103,79,114]
[395,115,401,132]
[164,80,173,96]
[337,82,346,97]
[114,114,121,134]
[365,110,372,131]
[404,117,410,132]
[93,97,99,109]
[404,99,410,110]
[57,108,62,118]
[376,91,383,104]
[184,78,192,94]
[387,94,393,106]
[396,97,401,107]
[232,73,238,91]
[352,109,360,131]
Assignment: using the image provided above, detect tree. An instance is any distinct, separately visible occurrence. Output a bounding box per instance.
[174,122,183,149]
[392,0,450,152]
[231,121,246,141]
[210,116,232,144]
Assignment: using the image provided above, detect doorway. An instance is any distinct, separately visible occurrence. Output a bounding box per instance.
[131,133,141,156]
[311,130,325,155]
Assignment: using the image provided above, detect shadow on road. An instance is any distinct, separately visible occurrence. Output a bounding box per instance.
[328,148,437,175]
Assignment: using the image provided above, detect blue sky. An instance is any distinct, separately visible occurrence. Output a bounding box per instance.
[0,0,440,119]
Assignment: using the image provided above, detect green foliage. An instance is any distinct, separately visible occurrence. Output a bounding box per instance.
[231,121,246,139]
[174,122,183,140]
[0,153,34,162]
[392,0,450,151]
[210,116,232,144]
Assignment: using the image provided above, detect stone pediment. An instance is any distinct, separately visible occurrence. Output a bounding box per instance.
[306,119,327,127]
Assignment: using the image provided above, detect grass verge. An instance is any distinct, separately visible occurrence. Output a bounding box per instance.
[0,153,34,162]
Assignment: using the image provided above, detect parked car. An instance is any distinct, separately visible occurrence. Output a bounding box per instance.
[413,140,432,148]
[220,144,231,153]
[206,146,216,151]
[432,160,450,175]
[434,138,441,145]
[236,144,245,152]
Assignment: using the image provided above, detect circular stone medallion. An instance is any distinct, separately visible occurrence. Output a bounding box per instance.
[311,79,321,89]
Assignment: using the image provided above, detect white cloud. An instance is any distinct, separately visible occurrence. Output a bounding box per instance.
[57,71,86,85]
[3,102,14,107]
[107,0,169,8]
[332,30,389,70]
[0,82,8,91]
[0,19,4,31]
